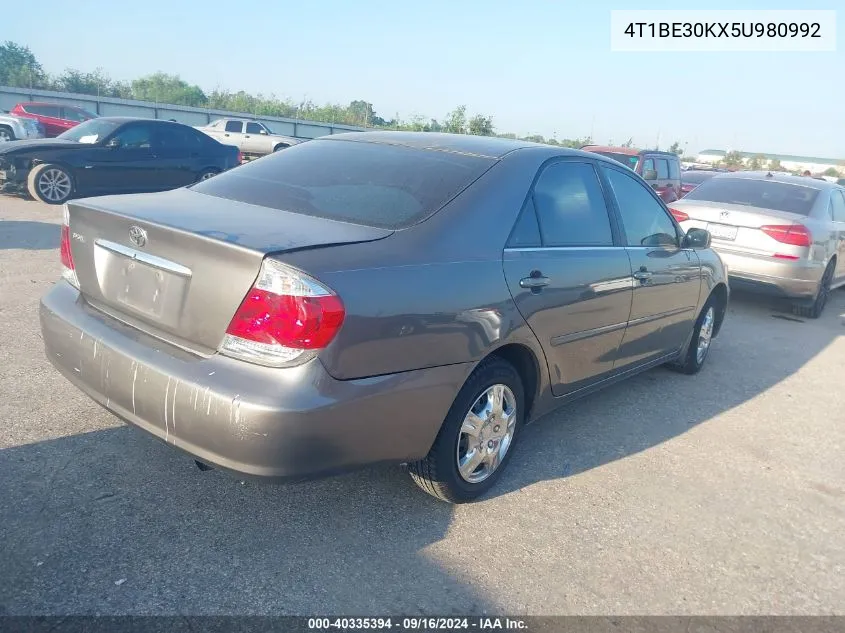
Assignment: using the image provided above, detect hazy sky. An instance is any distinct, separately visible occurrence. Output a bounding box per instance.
[5,0,843,157]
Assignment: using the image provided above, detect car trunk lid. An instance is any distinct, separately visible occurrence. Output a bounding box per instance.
[672,200,811,256]
[65,187,392,354]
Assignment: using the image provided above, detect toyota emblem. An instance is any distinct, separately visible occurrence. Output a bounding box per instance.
[128,225,147,248]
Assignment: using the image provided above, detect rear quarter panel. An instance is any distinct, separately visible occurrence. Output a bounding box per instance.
[277,149,553,383]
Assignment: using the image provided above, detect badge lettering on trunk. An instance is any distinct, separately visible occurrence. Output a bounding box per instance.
[128,226,147,248]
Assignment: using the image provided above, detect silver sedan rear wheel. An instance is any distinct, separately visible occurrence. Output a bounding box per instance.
[456,384,517,484]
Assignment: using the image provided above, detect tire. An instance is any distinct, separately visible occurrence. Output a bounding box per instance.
[408,357,524,503]
[0,126,14,143]
[793,259,835,319]
[197,169,219,182]
[27,163,74,205]
[671,294,719,375]
[273,144,289,152]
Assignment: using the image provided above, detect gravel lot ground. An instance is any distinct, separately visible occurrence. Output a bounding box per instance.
[1,196,844,616]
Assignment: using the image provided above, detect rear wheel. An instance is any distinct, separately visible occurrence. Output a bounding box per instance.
[0,126,14,142]
[793,259,835,319]
[408,357,524,503]
[197,169,219,182]
[27,163,73,205]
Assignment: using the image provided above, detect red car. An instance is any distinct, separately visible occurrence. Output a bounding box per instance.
[581,145,682,203]
[11,102,98,138]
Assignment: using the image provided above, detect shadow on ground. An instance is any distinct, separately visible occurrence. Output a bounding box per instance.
[0,220,60,251]
[0,291,842,615]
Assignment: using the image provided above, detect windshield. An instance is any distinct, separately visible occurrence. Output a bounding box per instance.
[191,139,496,229]
[57,118,120,143]
[593,152,639,170]
[684,177,821,216]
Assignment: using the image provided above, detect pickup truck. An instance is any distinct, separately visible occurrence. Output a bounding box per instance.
[195,118,301,158]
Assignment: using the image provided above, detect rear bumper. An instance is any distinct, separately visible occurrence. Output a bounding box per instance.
[40,282,472,481]
[715,249,823,299]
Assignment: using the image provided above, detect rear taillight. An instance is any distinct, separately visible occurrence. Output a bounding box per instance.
[60,205,79,288]
[220,259,345,367]
[669,207,689,223]
[760,223,812,247]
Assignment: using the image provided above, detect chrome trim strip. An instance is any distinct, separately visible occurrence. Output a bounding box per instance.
[551,320,628,347]
[95,239,192,278]
[505,246,620,252]
[626,306,695,327]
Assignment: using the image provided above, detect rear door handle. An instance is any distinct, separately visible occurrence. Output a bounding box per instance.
[519,276,550,289]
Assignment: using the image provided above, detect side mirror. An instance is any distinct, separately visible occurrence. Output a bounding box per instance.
[642,169,658,181]
[683,228,711,249]
[259,129,268,135]
[106,137,122,149]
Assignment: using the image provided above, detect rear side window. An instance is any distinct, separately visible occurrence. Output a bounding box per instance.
[156,124,205,150]
[507,197,542,248]
[531,162,613,246]
[26,104,61,117]
[656,159,669,179]
[224,120,243,133]
[191,139,495,229]
[830,190,845,222]
[668,159,680,180]
[684,178,821,216]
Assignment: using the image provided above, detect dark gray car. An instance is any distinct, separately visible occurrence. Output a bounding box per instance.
[40,132,729,503]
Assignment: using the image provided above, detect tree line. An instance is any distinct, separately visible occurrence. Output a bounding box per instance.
[0,41,598,147]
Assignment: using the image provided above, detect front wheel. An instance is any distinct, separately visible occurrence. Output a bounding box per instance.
[408,357,524,503]
[27,163,74,205]
[273,144,289,152]
[196,169,219,182]
[0,126,14,142]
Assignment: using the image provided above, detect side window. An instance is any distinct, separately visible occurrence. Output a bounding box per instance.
[156,124,203,151]
[111,124,153,149]
[830,190,845,223]
[641,157,655,177]
[668,158,680,180]
[602,166,679,247]
[245,122,263,134]
[62,108,88,122]
[532,162,613,246]
[507,197,542,248]
[224,120,243,133]
[656,159,669,179]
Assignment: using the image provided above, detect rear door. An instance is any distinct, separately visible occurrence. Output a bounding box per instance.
[829,189,845,282]
[152,124,203,188]
[502,158,633,396]
[599,163,702,369]
[27,104,64,136]
[222,120,245,149]
[80,122,159,193]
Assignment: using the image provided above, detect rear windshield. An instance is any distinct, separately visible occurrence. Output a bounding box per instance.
[683,177,820,216]
[591,152,639,170]
[682,171,717,185]
[191,139,496,229]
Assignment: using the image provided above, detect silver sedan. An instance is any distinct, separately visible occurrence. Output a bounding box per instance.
[670,172,845,317]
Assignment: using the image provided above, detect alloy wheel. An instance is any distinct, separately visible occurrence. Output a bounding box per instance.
[456,384,517,484]
[696,306,715,364]
[37,168,71,202]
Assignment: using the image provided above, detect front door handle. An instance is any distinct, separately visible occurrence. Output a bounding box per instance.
[520,275,550,289]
